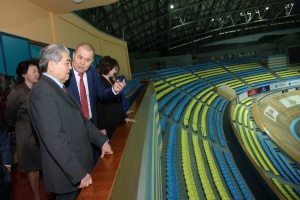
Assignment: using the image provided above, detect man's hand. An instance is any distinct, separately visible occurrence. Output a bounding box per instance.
[101,142,113,158]
[112,79,126,92]
[78,173,92,188]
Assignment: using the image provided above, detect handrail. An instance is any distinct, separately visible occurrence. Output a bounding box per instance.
[78,81,157,200]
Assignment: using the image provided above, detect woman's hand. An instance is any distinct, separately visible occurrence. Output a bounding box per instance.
[125,118,136,123]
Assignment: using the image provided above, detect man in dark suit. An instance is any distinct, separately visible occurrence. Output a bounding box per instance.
[0,127,12,200]
[28,44,114,200]
[65,43,126,165]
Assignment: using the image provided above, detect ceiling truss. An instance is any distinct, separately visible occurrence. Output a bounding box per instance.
[78,0,300,56]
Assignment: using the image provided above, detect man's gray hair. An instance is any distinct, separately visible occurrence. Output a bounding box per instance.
[39,44,70,73]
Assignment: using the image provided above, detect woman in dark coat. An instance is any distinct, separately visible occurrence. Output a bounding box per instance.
[6,60,41,200]
[96,56,136,139]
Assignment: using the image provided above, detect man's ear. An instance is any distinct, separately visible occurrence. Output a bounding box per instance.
[48,60,55,72]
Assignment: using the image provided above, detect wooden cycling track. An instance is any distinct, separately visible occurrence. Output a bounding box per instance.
[252,90,300,163]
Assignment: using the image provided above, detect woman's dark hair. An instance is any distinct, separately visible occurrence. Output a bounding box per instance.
[16,60,38,84]
[97,56,119,75]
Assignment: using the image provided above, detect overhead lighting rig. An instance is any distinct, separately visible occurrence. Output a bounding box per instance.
[285,3,294,16]
[255,7,269,20]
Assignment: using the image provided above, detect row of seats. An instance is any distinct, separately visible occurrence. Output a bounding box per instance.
[234,68,268,78]
[276,70,300,81]
[183,99,197,127]
[173,96,192,122]
[121,78,142,94]
[194,67,227,78]
[182,62,219,72]
[119,78,144,111]
[155,81,170,92]
[215,100,228,147]
[158,89,180,111]
[149,57,300,199]
[156,85,175,100]
[190,85,210,97]
[205,74,235,85]
[164,93,186,117]
[264,138,299,184]
[267,54,287,69]
[174,77,199,88]
[224,151,252,199]
[235,123,260,167]
[158,69,187,79]
[187,64,250,94]
[242,110,297,181]
[233,98,300,198]
[272,178,299,200]
[165,73,193,83]
[166,123,180,200]
[155,67,182,75]
[213,146,248,200]
[242,73,277,85]
[240,97,253,106]
[278,154,300,183]
[161,81,250,198]
[233,104,273,172]
[156,73,253,199]
[266,54,300,81]
[181,129,200,200]
[159,116,168,133]
[207,96,228,147]
[180,79,205,90]
[226,62,262,73]
[192,134,224,199]
[257,134,287,178]
[203,140,232,199]
[132,54,295,84]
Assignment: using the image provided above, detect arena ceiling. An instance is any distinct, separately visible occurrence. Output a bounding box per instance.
[77,0,300,56]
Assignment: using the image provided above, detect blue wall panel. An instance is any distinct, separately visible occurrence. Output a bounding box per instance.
[30,44,43,59]
[0,42,5,75]
[1,33,31,76]
[92,55,101,68]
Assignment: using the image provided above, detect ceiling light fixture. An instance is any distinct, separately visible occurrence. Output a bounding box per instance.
[72,0,84,4]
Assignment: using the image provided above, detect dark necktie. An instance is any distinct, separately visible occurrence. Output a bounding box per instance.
[62,85,68,94]
[78,73,90,119]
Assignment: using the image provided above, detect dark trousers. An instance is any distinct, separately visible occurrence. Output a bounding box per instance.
[53,189,81,200]
[106,122,119,140]
[89,118,100,167]
[0,166,11,200]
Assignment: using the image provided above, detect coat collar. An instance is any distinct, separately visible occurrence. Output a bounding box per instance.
[41,75,81,110]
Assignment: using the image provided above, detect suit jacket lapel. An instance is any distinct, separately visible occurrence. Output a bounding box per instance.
[42,76,81,110]
[86,68,94,107]
[69,70,81,104]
